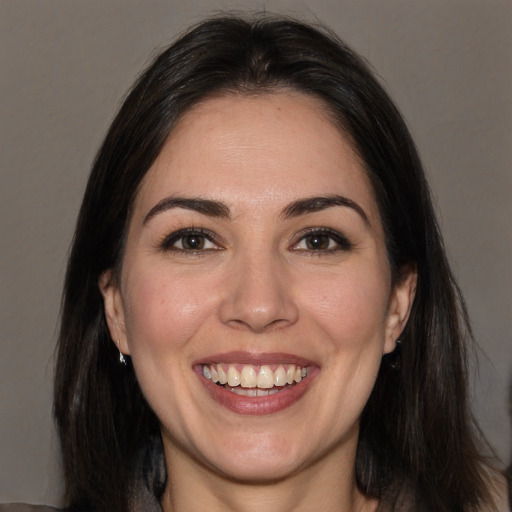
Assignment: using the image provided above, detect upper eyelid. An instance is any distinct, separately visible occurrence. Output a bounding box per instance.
[157,226,350,250]
[290,227,352,249]
[159,228,223,249]
[293,226,349,240]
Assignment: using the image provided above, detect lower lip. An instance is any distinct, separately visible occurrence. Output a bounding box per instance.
[195,367,318,415]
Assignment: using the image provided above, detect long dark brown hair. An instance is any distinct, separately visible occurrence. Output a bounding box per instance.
[54,14,499,511]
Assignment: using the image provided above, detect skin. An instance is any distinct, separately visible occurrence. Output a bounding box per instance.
[100,92,417,512]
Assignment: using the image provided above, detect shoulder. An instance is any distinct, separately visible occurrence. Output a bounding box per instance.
[0,505,64,512]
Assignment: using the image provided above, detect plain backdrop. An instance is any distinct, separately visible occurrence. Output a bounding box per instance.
[1,0,510,506]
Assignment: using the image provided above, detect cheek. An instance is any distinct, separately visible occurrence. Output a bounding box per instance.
[303,267,390,350]
[123,268,216,354]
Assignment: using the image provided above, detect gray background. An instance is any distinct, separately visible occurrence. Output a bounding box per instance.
[1,0,510,506]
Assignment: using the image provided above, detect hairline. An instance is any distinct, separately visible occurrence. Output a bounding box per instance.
[111,85,376,283]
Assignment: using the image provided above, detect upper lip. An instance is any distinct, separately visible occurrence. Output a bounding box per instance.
[192,351,317,367]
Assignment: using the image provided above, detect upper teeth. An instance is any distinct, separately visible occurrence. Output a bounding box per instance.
[203,364,308,388]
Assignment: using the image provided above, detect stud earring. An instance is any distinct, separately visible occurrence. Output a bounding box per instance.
[116,340,127,365]
[386,339,402,370]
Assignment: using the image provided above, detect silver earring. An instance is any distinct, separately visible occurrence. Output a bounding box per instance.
[386,339,402,370]
[116,340,127,365]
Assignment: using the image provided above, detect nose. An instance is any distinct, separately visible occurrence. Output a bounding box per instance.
[218,250,299,333]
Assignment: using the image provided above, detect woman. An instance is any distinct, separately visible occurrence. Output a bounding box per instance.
[2,14,507,512]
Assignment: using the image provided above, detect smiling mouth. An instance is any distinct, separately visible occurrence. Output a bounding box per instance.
[202,363,309,396]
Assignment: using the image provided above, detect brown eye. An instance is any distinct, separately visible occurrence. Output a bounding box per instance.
[160,228,220,252]
[294,229,352,252]
[181,234,206,250]
[305,234,330,250]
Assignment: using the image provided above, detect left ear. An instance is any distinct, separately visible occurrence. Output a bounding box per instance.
[383,263,417,354]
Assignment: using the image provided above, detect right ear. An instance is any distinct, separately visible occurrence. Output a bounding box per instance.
[98,270,130,356]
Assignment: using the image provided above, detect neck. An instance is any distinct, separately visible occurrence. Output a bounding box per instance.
[160,435,378,512]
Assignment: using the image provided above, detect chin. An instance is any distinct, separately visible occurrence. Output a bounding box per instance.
[195,430,311,483]
[209,455,302,484]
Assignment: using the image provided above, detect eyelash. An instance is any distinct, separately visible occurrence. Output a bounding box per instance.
[158,227,352,254]
[292,228,352,253]
[159,228,223,253]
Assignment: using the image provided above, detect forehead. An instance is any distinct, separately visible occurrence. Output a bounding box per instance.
[133,91,378,221]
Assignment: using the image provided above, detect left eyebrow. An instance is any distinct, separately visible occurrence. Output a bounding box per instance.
[280,195,370,227]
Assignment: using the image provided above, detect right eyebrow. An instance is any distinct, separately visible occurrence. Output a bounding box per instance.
[143,196,231,225]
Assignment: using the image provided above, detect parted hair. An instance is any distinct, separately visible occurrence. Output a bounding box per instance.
[54,14,497,511]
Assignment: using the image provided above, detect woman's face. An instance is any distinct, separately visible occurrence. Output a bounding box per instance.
[101,92,415,482]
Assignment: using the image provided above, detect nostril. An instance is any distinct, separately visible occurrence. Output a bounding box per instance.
[224,316,293,333]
